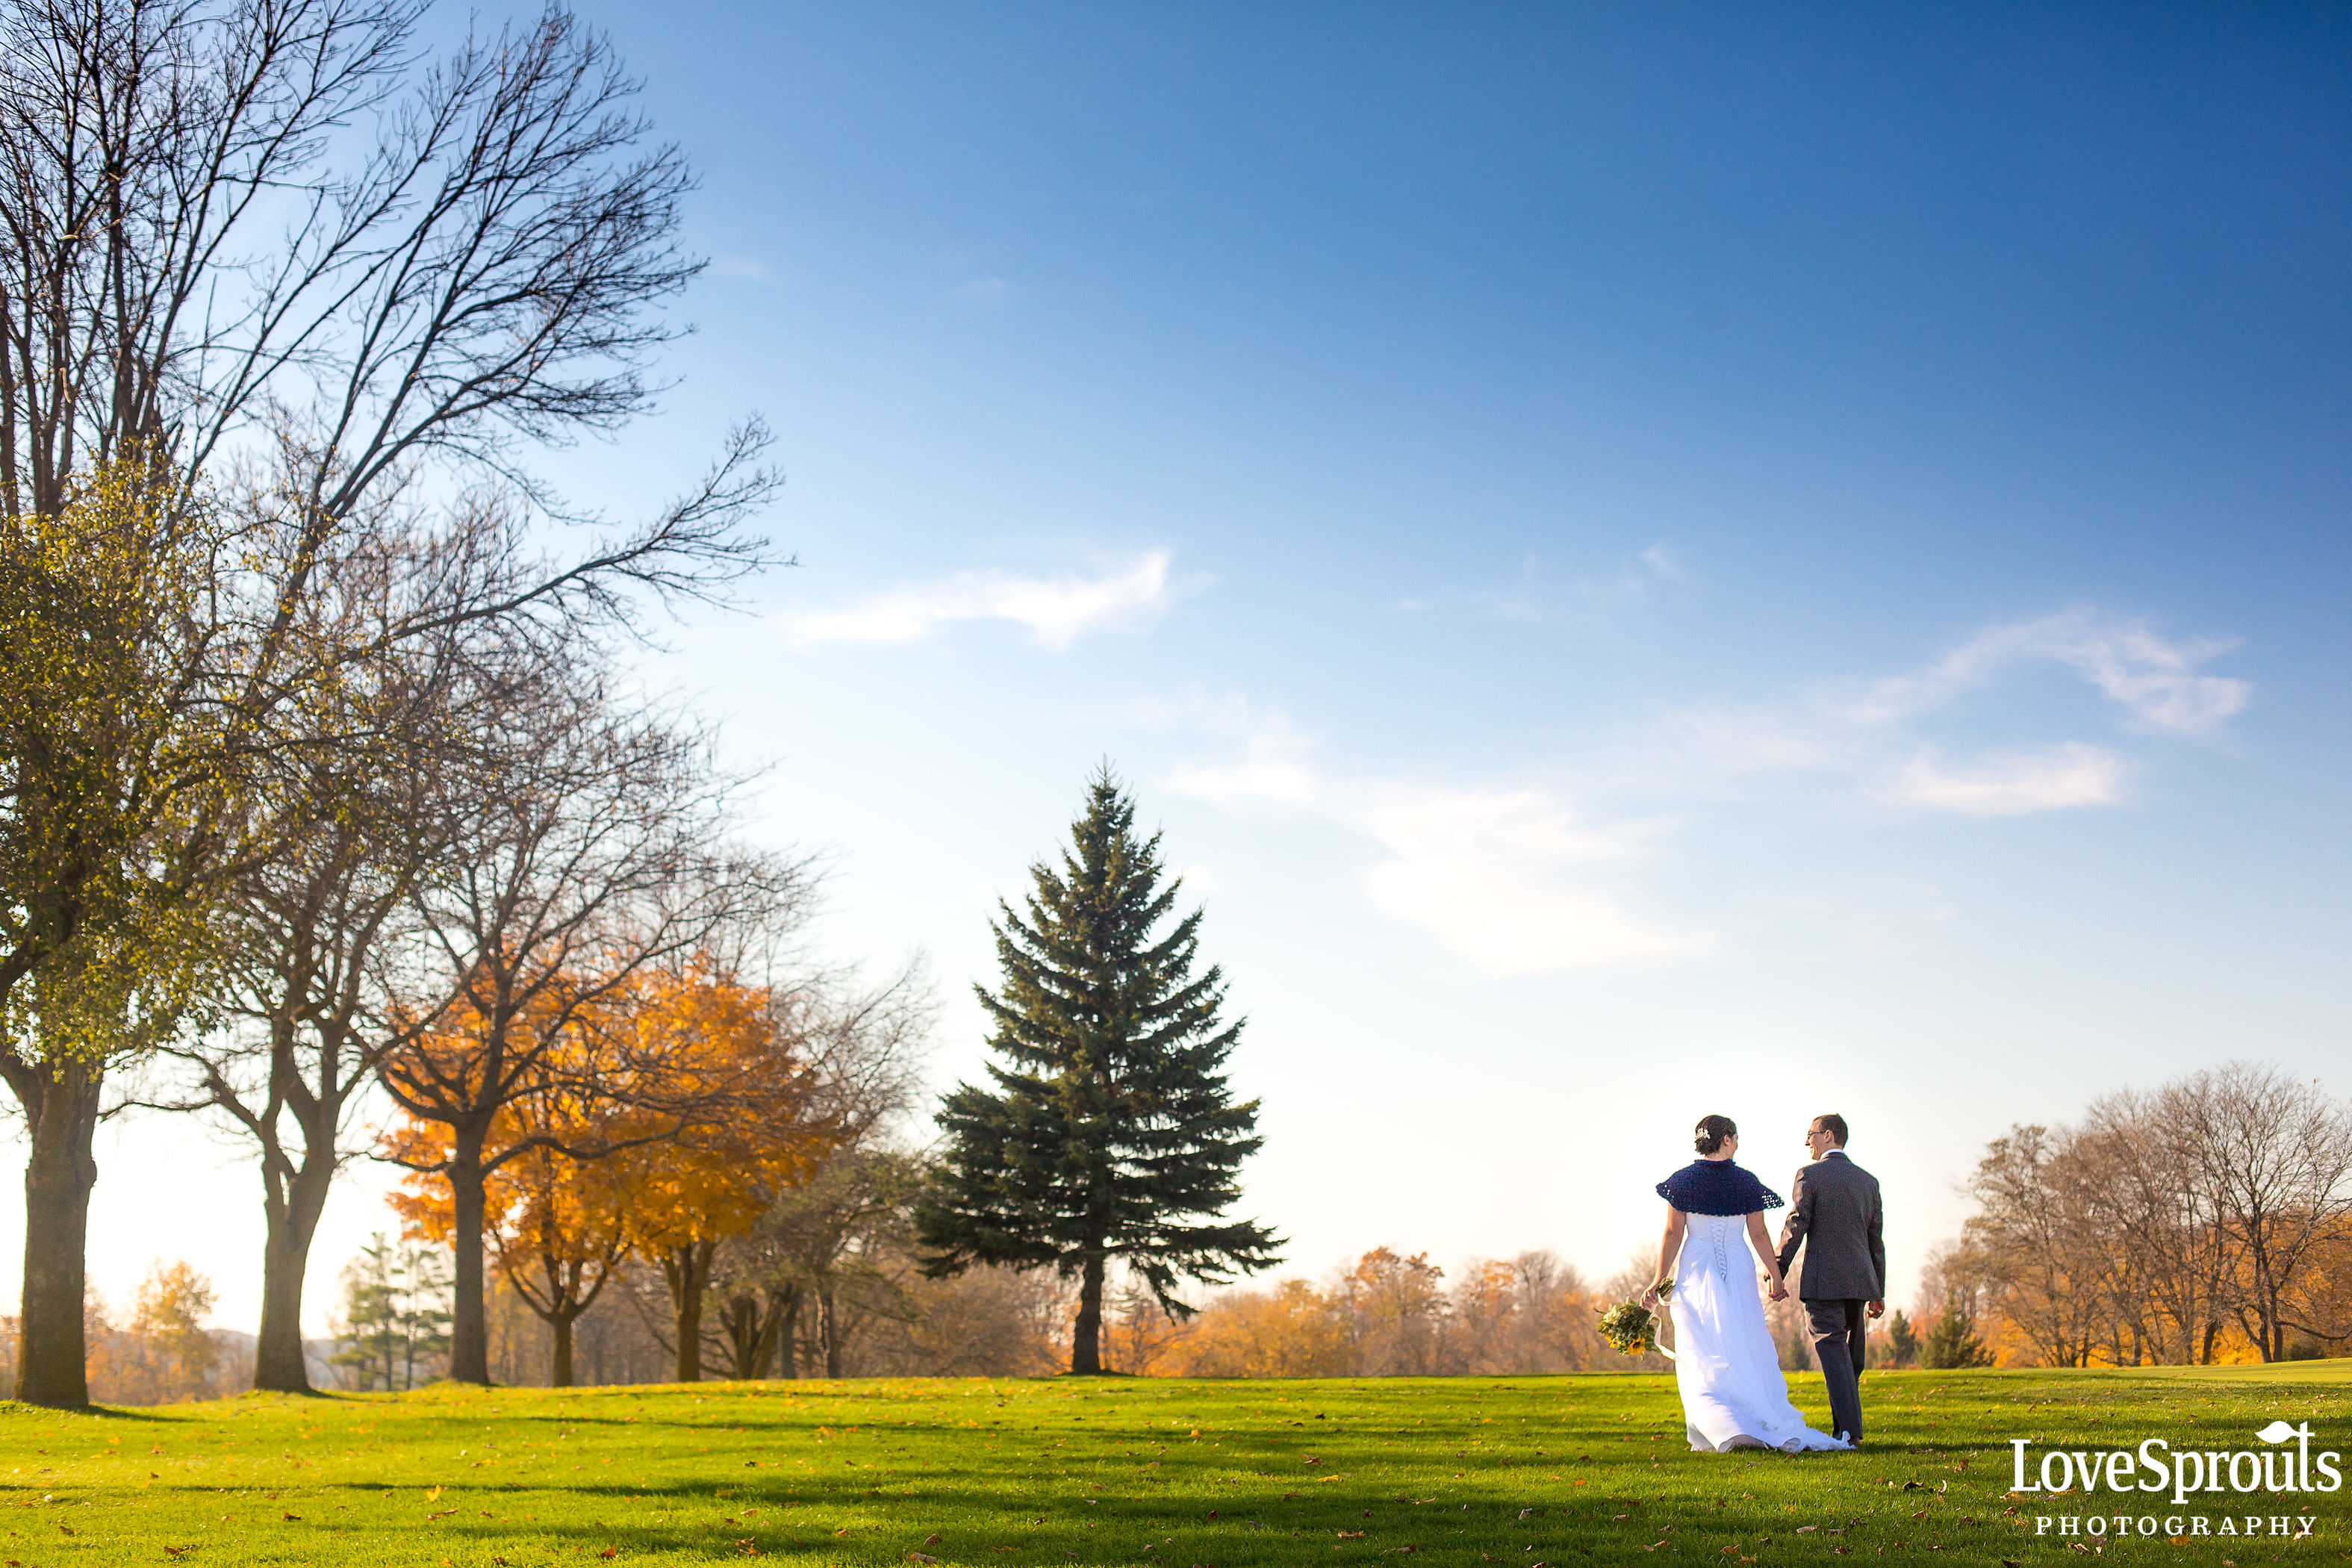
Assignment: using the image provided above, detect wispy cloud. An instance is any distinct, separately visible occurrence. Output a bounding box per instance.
[1848,609,2250,736]
[1882,743,2129,815]
[785,551,1178,652]
[711,255,775,284]
[945,276,1012,303]
[1351,784,1712,973]
[1167,702,1711,975]
[1664,609,2248,815]
[1398,542,1687,620]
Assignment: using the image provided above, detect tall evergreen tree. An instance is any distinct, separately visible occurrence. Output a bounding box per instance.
[918,771,1281,1374]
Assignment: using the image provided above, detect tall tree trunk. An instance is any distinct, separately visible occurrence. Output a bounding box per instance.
[514,1254,612,1389]
[446,1125,491,1384]
[253,1148,335,1393]
[718,1292,760,1379]
[661,1241,714,1382]
[777,1289,801,1378]
[821,1287,841,1378]
[8,1056,104,1407]
[756,1285,796,1379]
[719,1290,791,1381]
[1069,1250,1107,1375]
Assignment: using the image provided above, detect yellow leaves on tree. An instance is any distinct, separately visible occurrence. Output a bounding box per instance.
[85,1259,227,1404]
[385,953,838,1384]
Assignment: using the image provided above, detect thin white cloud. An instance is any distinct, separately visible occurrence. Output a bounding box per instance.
[1639,542,1685,582]
[1167,709,1711,976]
[1157,603,2240,969]
[1351,784,1711,974]
[1402,543,1690,623]
[1849,609,2249,736]
[1882,743,2129,816]
[785,551,1177,652]
[711,255,774,283]
[1663,608,2247,815]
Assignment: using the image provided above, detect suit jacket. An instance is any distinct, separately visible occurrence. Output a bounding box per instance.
[1774,1151,1885,1301]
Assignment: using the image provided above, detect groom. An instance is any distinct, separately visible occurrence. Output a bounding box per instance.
[1773,1113,1885,1448]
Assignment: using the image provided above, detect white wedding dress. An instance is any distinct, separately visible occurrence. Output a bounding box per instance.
[1667,1212,1850,1454]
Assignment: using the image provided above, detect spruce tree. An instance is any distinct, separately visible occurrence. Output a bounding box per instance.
[1919,1298,1992,1369]
[917,771,1281,1374]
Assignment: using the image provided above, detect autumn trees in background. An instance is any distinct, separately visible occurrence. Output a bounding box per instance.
[1144,1248,1612,1378]
[382,953,924,1389]
[1923,1062,2352,1367]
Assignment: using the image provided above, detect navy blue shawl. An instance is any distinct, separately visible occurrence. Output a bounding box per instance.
[1655,1160,1784,1217]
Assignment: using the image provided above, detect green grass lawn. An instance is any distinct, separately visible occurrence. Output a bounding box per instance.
[1,1366,2347,1567]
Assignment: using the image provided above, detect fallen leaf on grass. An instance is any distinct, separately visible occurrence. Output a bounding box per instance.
[426,1486,444,1502]
[922,1533,942,1545]
[281,1512,300,1521]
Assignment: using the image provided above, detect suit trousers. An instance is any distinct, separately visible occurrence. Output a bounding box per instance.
[1805,1298,1868,1443]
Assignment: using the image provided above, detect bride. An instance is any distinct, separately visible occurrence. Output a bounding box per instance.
[1640,1115,1850,1455]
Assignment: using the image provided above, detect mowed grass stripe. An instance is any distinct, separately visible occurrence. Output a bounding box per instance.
[0,1369,2344,1564]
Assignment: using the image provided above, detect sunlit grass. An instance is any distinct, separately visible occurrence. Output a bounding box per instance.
[0,1366,2344,1564]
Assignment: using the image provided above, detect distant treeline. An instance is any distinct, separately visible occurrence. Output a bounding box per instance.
[1918,1061,2352,1368]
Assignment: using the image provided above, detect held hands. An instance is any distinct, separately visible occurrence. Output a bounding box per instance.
[1866,1299,1885,1319]
[1766,1275,1788,1302]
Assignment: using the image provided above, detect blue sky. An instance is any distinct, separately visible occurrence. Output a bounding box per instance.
[30,1,2352,1333]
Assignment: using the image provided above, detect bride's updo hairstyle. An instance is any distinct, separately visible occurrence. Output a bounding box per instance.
[1693,1114,1737,1155]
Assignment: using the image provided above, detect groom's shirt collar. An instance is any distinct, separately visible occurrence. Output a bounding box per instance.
[1823,1148,1850,1160]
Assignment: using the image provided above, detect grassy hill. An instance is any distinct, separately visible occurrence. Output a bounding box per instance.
[1,1365,2345,1565]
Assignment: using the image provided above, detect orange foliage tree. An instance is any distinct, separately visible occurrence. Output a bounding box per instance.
[388,955,836,1384]
[387,1061,647,1388]
[613,964,836,1381]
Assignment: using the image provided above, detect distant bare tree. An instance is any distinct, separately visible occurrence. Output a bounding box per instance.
[2182,1063,2352,1360]
[1963,1125,2116,1366]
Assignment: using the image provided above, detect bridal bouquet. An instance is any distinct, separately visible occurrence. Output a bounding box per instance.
[1596,1282,1670,1357]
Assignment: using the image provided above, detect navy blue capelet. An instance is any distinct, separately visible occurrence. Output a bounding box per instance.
[1655,1160,1784,1216]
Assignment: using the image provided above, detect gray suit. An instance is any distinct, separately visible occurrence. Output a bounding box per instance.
[1773,1150,1883,1443]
